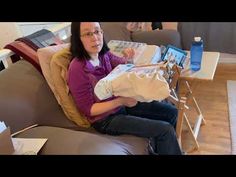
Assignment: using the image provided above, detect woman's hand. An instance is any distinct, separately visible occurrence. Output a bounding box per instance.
[122,48,136,63]
[117,97,138,107]
[91,97,137,116]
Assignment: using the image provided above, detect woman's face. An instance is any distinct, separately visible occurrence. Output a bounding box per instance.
[80,22,104,57]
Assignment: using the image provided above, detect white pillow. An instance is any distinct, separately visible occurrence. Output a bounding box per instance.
[37,43,70,95]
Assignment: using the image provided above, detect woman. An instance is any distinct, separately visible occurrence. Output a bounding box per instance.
[67,22,182,155]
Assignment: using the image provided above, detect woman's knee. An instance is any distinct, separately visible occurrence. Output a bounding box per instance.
[166,105,178,126]
[173,106,178,119]
[159,123,176,138]
[169,104,178,118]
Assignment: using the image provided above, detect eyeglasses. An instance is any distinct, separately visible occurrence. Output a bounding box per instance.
[80,29,103,38]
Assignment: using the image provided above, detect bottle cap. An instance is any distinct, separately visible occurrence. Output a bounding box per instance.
[194,37,201,42]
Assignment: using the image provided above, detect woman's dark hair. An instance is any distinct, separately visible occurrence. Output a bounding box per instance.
[151,22,163,30]
[70,22,109,60]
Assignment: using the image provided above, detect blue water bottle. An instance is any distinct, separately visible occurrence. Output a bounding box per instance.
[190,37,203,71]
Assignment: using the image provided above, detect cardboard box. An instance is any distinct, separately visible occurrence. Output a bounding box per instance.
[0,127,15,154]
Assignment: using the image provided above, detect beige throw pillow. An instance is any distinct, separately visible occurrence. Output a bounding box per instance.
[50,48,90,128]
[38,44,90,128]
[38,43,70,99]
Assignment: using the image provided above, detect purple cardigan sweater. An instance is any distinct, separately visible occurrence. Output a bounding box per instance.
[67,51,126,123]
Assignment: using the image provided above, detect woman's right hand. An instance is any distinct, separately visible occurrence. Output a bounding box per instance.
[122,48,136,62]
[117,97,138,107]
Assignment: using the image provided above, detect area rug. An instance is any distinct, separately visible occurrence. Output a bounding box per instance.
[227,80,236,154]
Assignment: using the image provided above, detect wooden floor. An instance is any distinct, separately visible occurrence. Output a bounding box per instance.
[179,63,236,154]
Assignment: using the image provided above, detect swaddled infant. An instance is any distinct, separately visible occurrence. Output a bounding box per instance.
[94,64,170,102]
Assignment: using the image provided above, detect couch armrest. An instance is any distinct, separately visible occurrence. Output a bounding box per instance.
[0,60,80,134]
[131,29,182,48]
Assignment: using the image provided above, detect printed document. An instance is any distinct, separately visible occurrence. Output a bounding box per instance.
[12,138,48,155]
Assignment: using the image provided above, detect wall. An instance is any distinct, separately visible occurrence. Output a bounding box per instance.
[162,22,178,30]
[0,23,22,49]
[17,22,60,36]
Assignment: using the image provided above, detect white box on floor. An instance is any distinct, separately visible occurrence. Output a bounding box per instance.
[0,126,14,154]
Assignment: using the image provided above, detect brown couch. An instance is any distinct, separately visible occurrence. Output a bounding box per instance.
[0,60,148,154]
[0,23,182,154]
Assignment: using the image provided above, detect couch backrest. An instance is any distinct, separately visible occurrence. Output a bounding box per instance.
[131,29,182,48]
[101,22,181,48]
[178,22,236,54]
[100,22,132,43]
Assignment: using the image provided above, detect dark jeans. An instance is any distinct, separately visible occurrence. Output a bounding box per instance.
[92,101,182,155]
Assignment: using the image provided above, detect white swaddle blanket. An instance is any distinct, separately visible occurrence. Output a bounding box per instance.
[94,64,170,102]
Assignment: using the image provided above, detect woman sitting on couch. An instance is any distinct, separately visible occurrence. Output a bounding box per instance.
[67,22,182,155]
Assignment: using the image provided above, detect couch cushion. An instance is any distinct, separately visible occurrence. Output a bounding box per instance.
[50,48,90,128]
[15,126,148,155]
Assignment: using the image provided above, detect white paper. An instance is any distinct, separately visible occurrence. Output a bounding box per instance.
[108,40,147,60]
[108,40,161,65]
[0,121,7,133]
[12,138,48,155]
